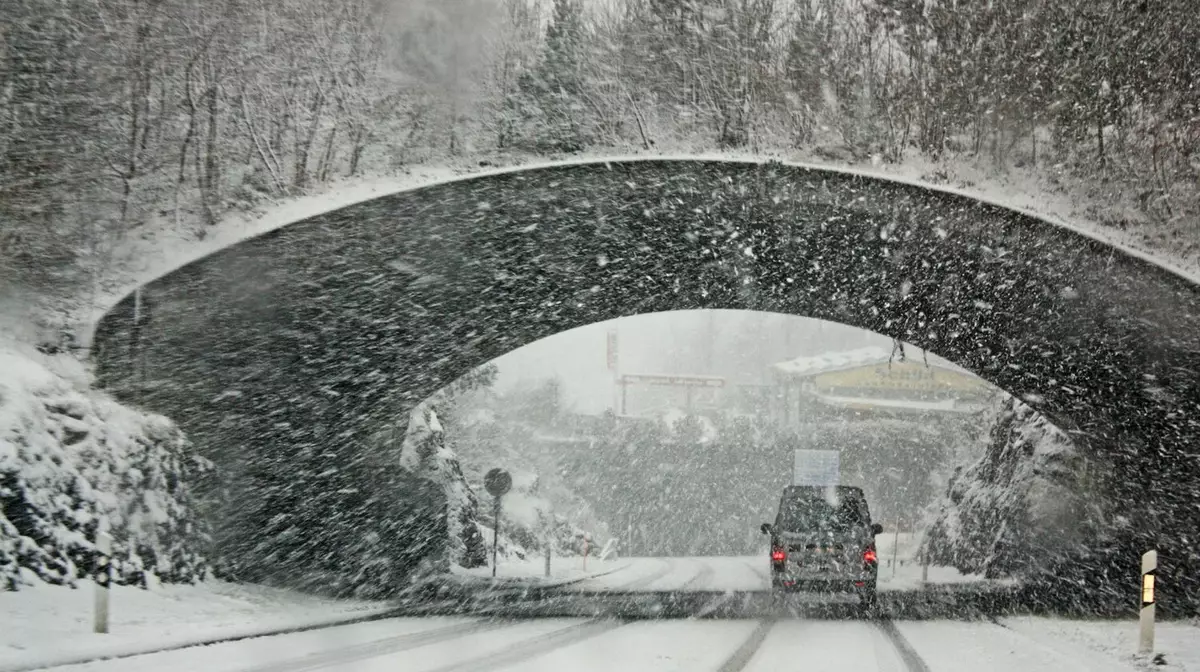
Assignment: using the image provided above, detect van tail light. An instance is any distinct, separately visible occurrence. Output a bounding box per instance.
[863,545,878,565]
[771,546,787,563]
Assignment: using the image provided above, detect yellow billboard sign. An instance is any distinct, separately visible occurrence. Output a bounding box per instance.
[811,360,992,395]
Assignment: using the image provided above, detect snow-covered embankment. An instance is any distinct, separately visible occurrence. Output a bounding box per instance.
[0,342,208,590]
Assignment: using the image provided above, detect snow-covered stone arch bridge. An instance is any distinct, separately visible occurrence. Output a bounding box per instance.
[91,158,1200,601]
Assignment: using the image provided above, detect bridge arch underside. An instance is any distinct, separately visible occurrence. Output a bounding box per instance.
[94,159,1200,587]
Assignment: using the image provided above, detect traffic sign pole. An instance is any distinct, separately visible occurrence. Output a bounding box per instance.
[492,498,500,578]
[484,468,512,580]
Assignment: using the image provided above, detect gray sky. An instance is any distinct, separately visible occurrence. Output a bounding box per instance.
[492,311,901,414]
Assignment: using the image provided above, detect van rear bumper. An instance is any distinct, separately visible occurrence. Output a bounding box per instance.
[771,573,876,593]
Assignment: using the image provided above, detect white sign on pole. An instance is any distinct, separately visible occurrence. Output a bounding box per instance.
[793,450,840,486]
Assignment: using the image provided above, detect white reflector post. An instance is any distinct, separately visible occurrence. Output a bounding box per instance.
[94,532,112,634]
[1139,549,1157,654]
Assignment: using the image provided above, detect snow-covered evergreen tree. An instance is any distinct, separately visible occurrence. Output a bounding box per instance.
[517,0,590,152]
[400,404,488,569]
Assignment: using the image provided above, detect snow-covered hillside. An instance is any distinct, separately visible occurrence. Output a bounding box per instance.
[0,342,208,590]
[921,397,1103,578]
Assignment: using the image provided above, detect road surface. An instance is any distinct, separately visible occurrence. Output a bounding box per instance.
[30,557,1195,672]
[546,549,991,593]
[40,612,1170,672]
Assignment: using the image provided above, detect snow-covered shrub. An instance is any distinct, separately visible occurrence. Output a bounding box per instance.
[399,401,601,572]
[481,470,595,559]
[443,395,610,548]
[921,397,1103,578]
[0,346,209,590]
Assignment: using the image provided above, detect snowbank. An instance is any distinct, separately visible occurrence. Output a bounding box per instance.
[451,556,628,588]
[0,578,390,671]
[1001,616,1200,672]
[0,341,208,590]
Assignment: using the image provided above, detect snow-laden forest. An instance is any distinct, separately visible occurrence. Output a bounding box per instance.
[3,0,1199,310]
[3,0,1199,603]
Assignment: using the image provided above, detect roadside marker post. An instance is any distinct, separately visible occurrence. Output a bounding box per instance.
[1140,550,1157,654]
[892,523,900,579]
[541,509,552,578]
[94,531,112,634]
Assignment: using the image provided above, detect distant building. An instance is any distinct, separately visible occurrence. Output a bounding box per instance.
[768,346,998,425]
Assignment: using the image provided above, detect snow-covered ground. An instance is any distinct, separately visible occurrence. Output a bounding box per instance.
[1000,617,1200,671]
[0,543,1184,672]
[873,532,998,591]
[0,579,391,671]
[29,611,1200,672]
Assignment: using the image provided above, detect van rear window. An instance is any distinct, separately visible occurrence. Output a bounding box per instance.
[776,494,867,531]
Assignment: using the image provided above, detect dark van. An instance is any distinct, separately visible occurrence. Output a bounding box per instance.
[760,485,883,609]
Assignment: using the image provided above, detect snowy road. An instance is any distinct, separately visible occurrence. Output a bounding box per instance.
[41,613,1188,672]
[554,553,982,593]
[562,556,768,592]
[16,557,1193,672]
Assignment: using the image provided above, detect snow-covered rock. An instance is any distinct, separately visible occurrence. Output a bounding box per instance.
[921,397,1103,578]
[0,343,208,590]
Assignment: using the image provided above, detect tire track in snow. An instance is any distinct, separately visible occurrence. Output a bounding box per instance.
[742,560,769,590]
[874,619,931,672]
[239,619,513,672]
[601,558,676,591]
[681,559,716,591]
[715,619,776,672]
[422,619,623,672]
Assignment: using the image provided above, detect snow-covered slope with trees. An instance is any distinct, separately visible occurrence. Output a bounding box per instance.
[438,379,610,553]
[921,397,1104,579]
[397,378,603,571]
[0,343,208,590]
[6,0,1200,346]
